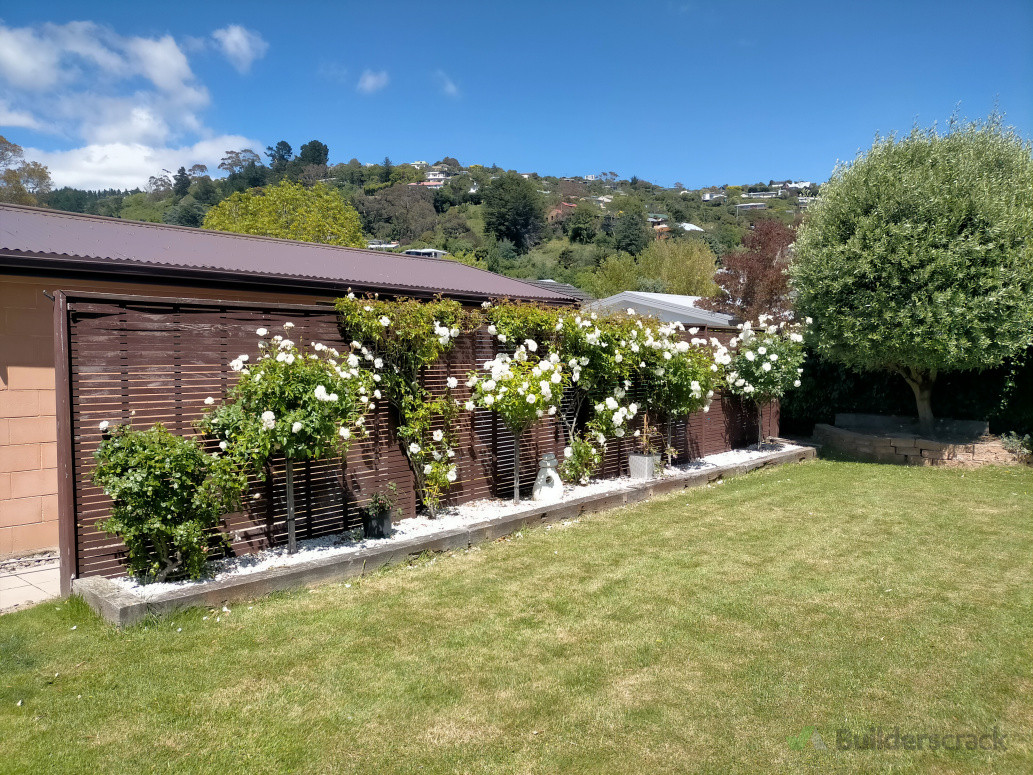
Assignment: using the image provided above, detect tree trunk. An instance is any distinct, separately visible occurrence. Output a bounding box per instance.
[285,457,297,554]
[900,368,937,437]
[512,430,522,504]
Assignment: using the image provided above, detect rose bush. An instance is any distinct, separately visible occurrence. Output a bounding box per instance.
[199,322,379,550]
[724,316,807,442]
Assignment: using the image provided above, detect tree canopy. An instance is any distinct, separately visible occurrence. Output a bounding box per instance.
[482,172,545,253]
[698,220,795,322]
[793,115,1033,431]
[202,180,365,247]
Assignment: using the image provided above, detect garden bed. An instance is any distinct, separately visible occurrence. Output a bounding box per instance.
[74,442,814,625]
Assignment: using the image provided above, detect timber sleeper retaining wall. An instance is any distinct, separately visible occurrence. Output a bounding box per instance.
[74,444,816,625]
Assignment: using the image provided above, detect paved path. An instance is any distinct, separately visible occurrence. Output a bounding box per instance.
[0,557,60,614]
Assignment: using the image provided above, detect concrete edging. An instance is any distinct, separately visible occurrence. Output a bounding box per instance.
[74,444,816,625]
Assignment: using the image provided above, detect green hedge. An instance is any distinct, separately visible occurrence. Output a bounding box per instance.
[781,347,1033,437]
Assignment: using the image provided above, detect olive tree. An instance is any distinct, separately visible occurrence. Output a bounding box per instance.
[793,116,1033,433]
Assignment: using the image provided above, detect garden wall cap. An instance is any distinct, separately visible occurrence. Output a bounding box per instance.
[0,203,576,304]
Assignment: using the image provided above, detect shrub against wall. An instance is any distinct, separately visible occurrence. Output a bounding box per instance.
[92,423,242,581]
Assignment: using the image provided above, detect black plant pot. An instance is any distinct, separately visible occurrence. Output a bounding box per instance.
[362,509,392,539]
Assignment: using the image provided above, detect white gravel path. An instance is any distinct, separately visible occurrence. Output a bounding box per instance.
[114,442,802,599]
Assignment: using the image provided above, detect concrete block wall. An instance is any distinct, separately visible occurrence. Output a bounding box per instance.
[812,423,1013,466]
[1,278,58,556]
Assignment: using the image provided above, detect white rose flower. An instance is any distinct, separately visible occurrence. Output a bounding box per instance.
[409,442,421,454]
[424,464,433,474]
[98,420,109,431]
[794,379,802,387]
[745,351,756,361]
[446,377,458,389]
[525,339,538,352]
[484,394,494,406]
[762,362,772,372]
[498,333,507,343]
[204,396,215,405]
[339,427,351,439]
[464,400,475,411]
[283,322,295,329]
[432,429,444,442]
[526,394,536,403]
[261,411,276,430]
[219,440,228,451]
[291,421,303,433]
[379,316,391,327]
[256,328,268,336]
[564,446,573,458]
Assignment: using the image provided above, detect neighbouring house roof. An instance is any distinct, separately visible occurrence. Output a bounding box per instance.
[523,279,595,303]
[0,203,575,304]
[585,291,734,327]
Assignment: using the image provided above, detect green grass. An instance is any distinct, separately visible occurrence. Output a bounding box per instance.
[2,460,1032,774]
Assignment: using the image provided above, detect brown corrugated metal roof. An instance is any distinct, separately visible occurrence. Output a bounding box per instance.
[0,203,575,303]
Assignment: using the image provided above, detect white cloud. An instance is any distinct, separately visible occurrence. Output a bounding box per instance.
[26,135,260,190]
[357,69,389,94]
[211,25,268,74]
[434,70,460,98]
[0,20,264,190]
[0,99,43,130]
[0,23,62,90]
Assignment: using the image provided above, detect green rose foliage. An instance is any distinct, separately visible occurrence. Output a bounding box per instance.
[725,319,807,440]
[336,295,472,515]
[559,432,603,484]
[468,347,569,436]
[93,423,242,582]
[483,301,726,470]
[198,323,377,478]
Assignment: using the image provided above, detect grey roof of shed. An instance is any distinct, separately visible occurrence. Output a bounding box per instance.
[0,204,574,303]
[523,279,595,302]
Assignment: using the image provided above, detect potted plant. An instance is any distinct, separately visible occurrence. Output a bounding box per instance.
[362,484,396,539]
[628,412,662,480]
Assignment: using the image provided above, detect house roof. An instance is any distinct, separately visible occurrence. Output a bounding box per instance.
[523,279,595,302]
[0,203,574,304]
[585,291,734,327]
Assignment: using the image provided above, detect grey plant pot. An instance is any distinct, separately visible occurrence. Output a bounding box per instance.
[362,510,393,539]
[628,453,661,480]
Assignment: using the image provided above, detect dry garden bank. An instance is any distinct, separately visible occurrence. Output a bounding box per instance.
[0,204,800,595]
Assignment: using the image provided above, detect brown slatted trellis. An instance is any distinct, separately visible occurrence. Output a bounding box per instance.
[59,292,774,582]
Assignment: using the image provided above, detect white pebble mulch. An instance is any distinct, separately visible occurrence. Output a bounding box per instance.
[114,442,802,599]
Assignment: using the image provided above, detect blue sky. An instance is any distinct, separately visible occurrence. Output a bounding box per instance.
[1,0,1030,190]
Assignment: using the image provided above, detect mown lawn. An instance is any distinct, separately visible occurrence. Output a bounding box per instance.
[2,459,1031,774]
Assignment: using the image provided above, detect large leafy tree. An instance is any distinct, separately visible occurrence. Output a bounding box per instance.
[202,180,365,247]
[698,220,795,322]
[637,238,719,296]
[793,116,1033,433]
[299,140,329,167]
[0,135,53,205]
[482,172,545,252]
